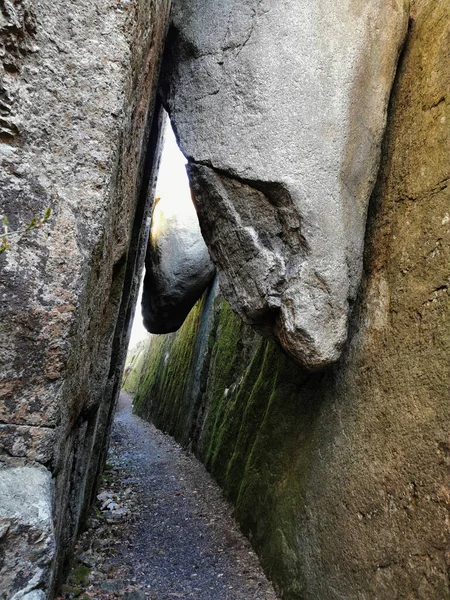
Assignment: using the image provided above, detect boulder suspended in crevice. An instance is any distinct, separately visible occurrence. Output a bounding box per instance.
[142,195,215,334]
[160,0,410,369]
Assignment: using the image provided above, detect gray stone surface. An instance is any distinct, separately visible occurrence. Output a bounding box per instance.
[125,2,450,597]
[143,192,215,333]
[0,0,171,595]
[0,465,54,599]
[162,0,409,368]
[20,592,47,600]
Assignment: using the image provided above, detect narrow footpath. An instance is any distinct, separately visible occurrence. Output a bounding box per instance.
[61,392,278,600]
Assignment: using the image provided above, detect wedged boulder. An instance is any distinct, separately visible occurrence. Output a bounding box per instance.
[161,0,409,368]
[142,195,215,333]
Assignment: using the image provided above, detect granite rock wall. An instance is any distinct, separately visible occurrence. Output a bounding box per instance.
[2,0,449,597]
[0,0,171,596]
[132,1,450,597]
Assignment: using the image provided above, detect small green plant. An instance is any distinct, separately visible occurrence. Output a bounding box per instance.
[0,207,51,253]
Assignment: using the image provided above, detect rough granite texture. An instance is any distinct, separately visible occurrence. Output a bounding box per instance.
[0,464,54,599]
[0,0,171,596]
[133,1,450,597]
[142,188,215,334]
[161,0,409,368]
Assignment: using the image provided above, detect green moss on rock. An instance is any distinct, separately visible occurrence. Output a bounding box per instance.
[122,340,148,394]
[133,292,205,439]
[131,10,450,594]
[131,283,323,596]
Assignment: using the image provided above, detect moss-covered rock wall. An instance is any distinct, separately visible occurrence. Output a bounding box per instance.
[132,1,450,598]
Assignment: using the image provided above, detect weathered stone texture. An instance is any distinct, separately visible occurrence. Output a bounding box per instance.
[133,1,450,597]
[0,465,54,599]
[0,0,37,142]
[162,0,409,368]
[0,424,55,464]
[142,191,215,334]
[0,0,171,596]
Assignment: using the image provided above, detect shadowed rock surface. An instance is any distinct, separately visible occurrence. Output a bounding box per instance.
[131,2,450,597]
[142,192,215,334]
[2,0,450,598]
[161,0,409,368]
[0,0,171,595]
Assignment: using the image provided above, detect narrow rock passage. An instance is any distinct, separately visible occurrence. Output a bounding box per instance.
[64,392,278,599]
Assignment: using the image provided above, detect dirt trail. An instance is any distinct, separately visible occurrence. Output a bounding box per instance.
[62,391,278,600]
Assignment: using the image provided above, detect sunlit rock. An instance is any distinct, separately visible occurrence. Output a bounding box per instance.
[162,0,409,368]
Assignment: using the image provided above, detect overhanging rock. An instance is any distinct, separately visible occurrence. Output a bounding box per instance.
[161,0,409,368]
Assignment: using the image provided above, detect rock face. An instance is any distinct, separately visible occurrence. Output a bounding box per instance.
[1,0,447,597]
[142,192,215,334]
[0,0,171,596]
[0,465,54,598]
[161,0,409,368]
[132,1,450,597]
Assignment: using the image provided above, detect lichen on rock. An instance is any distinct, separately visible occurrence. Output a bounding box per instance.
[128,2,450,597]
[0,464,55,599]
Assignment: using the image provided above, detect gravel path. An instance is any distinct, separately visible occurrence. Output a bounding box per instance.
[61,391,278,600]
